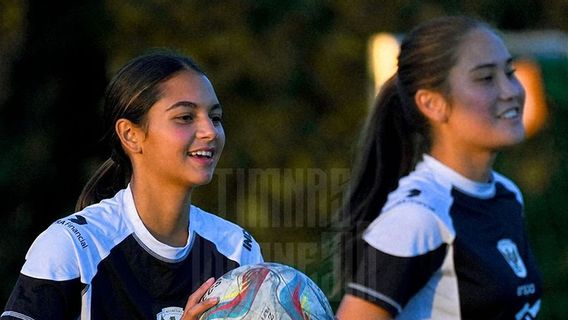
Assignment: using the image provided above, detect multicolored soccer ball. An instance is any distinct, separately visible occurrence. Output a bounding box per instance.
[199,262,334,320]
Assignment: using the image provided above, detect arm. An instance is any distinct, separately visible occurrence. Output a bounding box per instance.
[2,274,82,320]
[336,294,393,320]
[2,224,82,319]
[338,204,448,319]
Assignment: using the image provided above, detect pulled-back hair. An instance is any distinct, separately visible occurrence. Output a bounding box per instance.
[339,16,488,287]
[75,51,206,211]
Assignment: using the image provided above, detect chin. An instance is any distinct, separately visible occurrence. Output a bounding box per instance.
[190,175,214,187]
[510,128,526,144]
[495,134,525,151]
[497,125,525,146]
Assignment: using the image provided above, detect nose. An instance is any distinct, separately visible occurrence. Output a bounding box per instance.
[500,74,525,102]
[196,117,217,141]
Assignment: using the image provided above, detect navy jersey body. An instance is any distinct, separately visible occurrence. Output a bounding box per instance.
[2,185,263,320]
[347,155,542,319]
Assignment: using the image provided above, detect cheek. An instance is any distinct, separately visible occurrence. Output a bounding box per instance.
[157,127,195,154]
[216,127,226,150]
[455,89,496,120]
[170,125,196,140]
[514,80,526,106]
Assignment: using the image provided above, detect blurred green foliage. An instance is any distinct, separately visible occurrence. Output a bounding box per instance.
[1,0,567,317]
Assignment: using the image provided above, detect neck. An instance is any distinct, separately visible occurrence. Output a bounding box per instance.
[130,176,193,247]
[429,145,496,182]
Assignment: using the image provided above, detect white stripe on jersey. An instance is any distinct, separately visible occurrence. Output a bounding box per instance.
[1,311,35,320]
[347,283,402,313]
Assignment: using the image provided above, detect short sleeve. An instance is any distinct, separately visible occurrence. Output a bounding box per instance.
[189,206,264,266]
[2,224,83,320]
[346,204,448,316]
[363,203,448,257]
[2,274,82,320]
[21,223,80,280]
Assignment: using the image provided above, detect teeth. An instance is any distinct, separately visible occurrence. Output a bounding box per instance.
[499,108,519,119]
[189,150,213,158]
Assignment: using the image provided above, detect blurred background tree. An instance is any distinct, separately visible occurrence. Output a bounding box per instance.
[1,0,567,317]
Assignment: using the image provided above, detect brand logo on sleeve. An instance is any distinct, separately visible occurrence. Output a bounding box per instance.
[407,189,421,197]
[497,239,527,278]
[156,307,183,320]
[68,215,87,225]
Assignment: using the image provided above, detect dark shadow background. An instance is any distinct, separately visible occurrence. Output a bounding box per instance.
[1,0,567,317]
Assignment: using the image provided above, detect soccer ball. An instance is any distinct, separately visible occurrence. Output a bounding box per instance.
[199,262,334,320]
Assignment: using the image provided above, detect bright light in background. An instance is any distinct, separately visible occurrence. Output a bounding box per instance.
[369,33,400,94]
[514,59,548,137]
[369,32,551,138]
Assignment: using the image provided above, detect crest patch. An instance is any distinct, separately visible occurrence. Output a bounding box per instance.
[156,306,184,320]
[497,239,527,278]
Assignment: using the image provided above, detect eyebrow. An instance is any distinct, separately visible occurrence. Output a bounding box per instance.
[166,101,222,111]
[470,57,514,72]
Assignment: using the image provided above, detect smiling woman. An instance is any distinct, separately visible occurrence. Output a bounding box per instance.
[336,16,542,320]
[1,51,263,320]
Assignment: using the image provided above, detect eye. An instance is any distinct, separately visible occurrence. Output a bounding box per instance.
[505,68,517,78]
[477,74,494,82]
[176,113,194,123]
[210,113,223,124]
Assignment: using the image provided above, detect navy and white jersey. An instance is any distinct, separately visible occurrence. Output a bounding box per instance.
[347,155,542,319]
[2,185,263,320]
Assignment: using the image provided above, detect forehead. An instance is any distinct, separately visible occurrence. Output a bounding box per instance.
[159,70,218,105]
[455,28,512,68]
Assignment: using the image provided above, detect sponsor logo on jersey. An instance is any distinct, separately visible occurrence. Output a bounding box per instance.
[515,299,540,320]
[497,239,527,278]
[54,215,89,249]
[517,283,536,296]
[242,229,253,251]
[156,306,184,320]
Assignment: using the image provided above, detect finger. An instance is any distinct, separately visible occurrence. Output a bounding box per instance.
[185,277,216,308]
[182,297,219,319]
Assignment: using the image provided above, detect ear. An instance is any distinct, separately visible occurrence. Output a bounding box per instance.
[115,118,144,154]
[414,89,449,123]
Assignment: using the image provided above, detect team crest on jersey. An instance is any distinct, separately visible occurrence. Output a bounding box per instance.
[497,239,527,278]
[156,306,184,320]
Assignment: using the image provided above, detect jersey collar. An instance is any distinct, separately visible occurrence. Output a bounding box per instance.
[122,184,193,262]
[421,154,496,199]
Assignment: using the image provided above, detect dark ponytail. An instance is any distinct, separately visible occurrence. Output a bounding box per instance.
[75,50,206,211]
[337,76,426,291]
[75,158,130,211]
[344,76,420,231]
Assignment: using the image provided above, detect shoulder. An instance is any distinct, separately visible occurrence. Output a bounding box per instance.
[21,191,132,282]
[364,170,455,257]
[21,218,81,281]
[364,201,451,257]
[190,206,263,265]
[492,171,524,205]
[383,166,454,219]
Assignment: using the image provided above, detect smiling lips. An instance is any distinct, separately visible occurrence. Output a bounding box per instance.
[498,107,522,119]
[188,150,213,158]
[187,149,215,166]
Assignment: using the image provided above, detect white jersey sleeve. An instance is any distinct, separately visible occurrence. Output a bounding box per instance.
[190,206,264,266]
[21,223,80,280]
[2,222,84,320]
[363,202,448,257]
